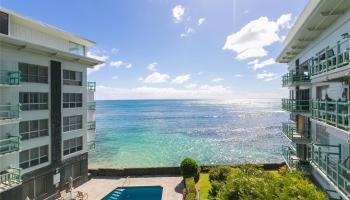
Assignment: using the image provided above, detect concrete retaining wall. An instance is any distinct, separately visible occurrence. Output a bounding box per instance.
[88,162,285,177]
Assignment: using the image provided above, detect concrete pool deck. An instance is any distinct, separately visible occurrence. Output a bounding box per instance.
[75,175,184,200]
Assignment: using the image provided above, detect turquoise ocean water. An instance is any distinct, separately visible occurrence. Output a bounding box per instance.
[89,99,289,168]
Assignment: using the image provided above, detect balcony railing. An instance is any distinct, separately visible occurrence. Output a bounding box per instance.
[0,104,20,122]
[282,146,300,170]
[282,99,310,113]
[308,143,350,198]
[0,136,20,155]
[0,70,20,86]
[282,122,309,143]
[0,168,22,193]
[282,72,310,87]
[87,82,96,92]
[311,100,350,131]
[87,121,96,131]
[88,101,96,110]
[310,37,350,76]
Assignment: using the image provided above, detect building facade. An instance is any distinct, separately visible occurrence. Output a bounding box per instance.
[0,8,101,200]
[278,0,350,199]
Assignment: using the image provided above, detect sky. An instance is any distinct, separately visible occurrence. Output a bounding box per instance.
[2,0,308,100]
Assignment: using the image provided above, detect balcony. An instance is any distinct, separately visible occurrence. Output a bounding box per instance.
[282,146,310,172]
[87,121,96,150]
[311,100,350,131]
[0,70,20,86]
[282,122,309,143]
[281,71,310,87]
[0,104,21,124]
[87,82,96,92]
[0,136,20,156]
[282,99,310,113]
[87,121,96,131]
[0,168,22,193]
[88,101,96,110]
[308,143,350,198]
[310,37,350,77]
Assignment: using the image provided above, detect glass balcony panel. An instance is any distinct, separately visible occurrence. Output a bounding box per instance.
[87,82,96,92]
[282,99,310,113]
[0,136,20,155]
[88,101,96,110]
[0,104,20,121]
[0,70,20,85]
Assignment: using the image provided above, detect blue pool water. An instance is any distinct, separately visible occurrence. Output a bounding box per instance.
[102,186,163,200]
[89,99,289,168]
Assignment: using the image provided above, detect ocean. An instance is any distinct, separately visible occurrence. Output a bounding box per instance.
[88,99,289,168]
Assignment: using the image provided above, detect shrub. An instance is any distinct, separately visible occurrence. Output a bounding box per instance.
[180,157,200,182]
[185,192,196,200]
[209,166,231,182]
[213,167,328,200]
[184,177,197,200]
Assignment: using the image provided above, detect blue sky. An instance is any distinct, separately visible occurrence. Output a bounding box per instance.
[2,0,308,100]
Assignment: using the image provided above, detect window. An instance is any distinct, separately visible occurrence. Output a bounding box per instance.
[63,137,83,156]
[63,70,82,86]
[19,145,49,169]
[19,63,48,83]
[63,115,83,132]
[0,11,9,35]
[72,162,82,179]
[63,93,82,108]
[19,119,49,140]
[69,41,85,56]
[19,92,48,111]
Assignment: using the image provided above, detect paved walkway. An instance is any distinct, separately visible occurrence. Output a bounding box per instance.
[75,175,184,200]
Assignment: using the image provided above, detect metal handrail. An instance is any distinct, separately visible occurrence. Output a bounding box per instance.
[282,122,310,142]
[311,100,350,131]
[281,99,310,113]
[0,168,22,191]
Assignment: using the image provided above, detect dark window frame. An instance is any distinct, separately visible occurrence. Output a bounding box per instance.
[19,63,48,83]
[19,92,48,111]
[63,70,82,86]
[63,93,83,108]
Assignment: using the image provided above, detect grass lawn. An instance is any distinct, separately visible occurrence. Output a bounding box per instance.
[197,173,211,199]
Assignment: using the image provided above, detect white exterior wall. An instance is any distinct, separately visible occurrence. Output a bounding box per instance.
[0,43,90,173]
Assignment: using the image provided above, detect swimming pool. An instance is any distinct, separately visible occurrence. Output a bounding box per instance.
[102,186,163,200]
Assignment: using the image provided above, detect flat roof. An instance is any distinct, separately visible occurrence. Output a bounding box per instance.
[0,7,96,47]
[0,34,103,67]
[277,0,350,63]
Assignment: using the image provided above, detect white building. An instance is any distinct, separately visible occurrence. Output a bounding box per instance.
[0,8,102,200]
[278,0,350,199]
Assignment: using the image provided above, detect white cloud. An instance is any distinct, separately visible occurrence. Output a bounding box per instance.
[144,72,170,84]
[243,10,249,14]
[249,58,276,70]
[110,61,124,68]
[95,85,234,100]
[111,48,119,54]
[126,64,133,69]
[112,76,119,80]
[87,50,109,75]
[197,72,204,75]
[235,74,245,78]
[180,27,195,37]
[184,83,197,89]
[222,14,292,60]
[110,60,132,69]
[212,78,224,82]
[277,13,292,29]
[256,71,279,81]
[172,5,185,23]
[148,62,158,71]
[198,18,206,26]
[172,74,191,84]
